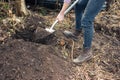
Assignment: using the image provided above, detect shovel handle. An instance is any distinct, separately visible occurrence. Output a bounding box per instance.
[50,20,58,30]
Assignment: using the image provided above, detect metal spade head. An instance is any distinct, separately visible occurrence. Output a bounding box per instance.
[45,28,55,33]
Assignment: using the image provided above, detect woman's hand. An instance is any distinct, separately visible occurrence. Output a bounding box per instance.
[56,12,64,22]
[56,1,70,22]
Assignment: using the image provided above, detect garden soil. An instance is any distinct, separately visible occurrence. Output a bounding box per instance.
[0,9,120,80]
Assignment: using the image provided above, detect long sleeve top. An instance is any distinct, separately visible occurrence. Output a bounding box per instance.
[64,0,71,3]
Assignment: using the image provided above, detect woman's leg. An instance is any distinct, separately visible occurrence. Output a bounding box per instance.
[75,0,88,30]
[81,0,105,48]
[73,0,105,63]
[63,0,89,40]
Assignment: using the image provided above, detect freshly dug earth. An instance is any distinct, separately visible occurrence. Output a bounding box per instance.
[0,15,76,80]
[0,39,74,80]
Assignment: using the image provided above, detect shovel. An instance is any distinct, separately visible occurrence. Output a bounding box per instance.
[45,0,79,33]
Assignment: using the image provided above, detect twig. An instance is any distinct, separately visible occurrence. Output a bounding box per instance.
[71,40,75,61]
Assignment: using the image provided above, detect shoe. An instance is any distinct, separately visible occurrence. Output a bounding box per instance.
[63,30,81,41]
[73,48,93,63]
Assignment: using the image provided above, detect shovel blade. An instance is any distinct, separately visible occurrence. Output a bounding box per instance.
[45,28,55,33]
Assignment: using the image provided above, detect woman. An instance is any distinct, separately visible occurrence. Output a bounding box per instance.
[56,0,105,63]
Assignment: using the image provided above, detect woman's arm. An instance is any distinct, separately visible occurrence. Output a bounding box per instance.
[56,0,71,22]
[60,0,71,13]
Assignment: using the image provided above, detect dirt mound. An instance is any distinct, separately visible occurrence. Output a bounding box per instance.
[0,39,74,80]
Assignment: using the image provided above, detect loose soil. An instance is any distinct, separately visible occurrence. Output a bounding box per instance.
[0,8,120,80]
[0,39,74,80]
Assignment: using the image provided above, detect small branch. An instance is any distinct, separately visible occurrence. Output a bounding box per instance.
[71,40,75,61]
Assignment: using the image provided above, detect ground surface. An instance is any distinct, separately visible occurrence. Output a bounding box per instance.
[0,5,120,80]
